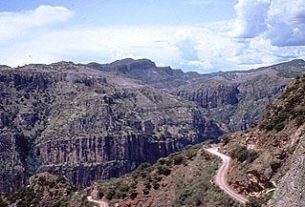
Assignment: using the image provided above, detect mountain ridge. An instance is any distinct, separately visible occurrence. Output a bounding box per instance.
[1,58,305,207]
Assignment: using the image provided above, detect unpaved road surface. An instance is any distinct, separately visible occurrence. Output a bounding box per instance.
[205,147,248,204]
[87,196,109,207]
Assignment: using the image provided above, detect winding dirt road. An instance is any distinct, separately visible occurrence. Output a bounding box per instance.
[87,196,109,207]
[205,147,248,204]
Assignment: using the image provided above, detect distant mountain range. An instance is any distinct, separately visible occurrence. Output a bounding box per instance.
[91,58,305,131]
[1,58,305,206]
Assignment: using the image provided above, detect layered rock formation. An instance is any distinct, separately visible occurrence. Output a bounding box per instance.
[92,58,305,131]
[1,58,305,196]
[91,145,235,207]
[173,59,305,131]
[0,62,221,192]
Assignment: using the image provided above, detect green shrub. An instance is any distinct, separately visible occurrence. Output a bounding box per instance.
[230,144,258,163]
[152,181,160,190]
[156,165,171,176]
[270,160,281,172]
[117,183,129,193]
[130,190,138,200]
[137,163,151,170]
[184,146,200,159]
[274,122,285,131]
[105,190,115,200]
[178,189,193,203]
[173,155,185,165]
[158,158,171,166]
[230,144,248,162]
[7,188,42,206]
[246,150,259,163]
[143,180,152,191]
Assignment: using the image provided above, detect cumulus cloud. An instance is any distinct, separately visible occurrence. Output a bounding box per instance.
[0,24,245,72]
[233,0,305,47]
[0,5,73,42]
[233,0,270,38]
[0,26,185,68]
[267,0,305,46]
[2,22,304,72]
[0,3,305,73]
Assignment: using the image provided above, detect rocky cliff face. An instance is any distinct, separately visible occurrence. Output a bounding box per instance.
[90,144,235,207]
[221,73,305,206]
[1,58,305,196]
[92,58,305,132]
[0,62,222,192]
[172,60,305,131]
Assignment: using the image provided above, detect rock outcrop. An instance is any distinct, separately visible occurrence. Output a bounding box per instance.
[222,73,305,206]
[1,58,305,195]
[172,60,305,131]
[92,59,305,132]
[0,62,222,192]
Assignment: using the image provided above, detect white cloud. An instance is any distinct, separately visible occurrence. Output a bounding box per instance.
[267,0,305,46]
[232,0,305,47]
[233,0,270,38]
[0,3,305,73]
[2,22,304,73]
[0,5,73,42]
[0,24,240,71]
[0,26,185,68]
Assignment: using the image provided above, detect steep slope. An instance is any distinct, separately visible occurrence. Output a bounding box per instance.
[89,58,305,132]
[220,73,305,206]
[0,62,222,193]
[0,173,92,207]
[88,144,236,207]
[173,59,305,131]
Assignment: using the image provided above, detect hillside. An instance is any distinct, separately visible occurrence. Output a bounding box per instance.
[81,65,305,207]
[1,59,305,206]
[0,62,221,193]
[0,173,92,207]
[221,73,305,206]
[87,144,236,207]
[89,58,305,131]
[173,59,305,131]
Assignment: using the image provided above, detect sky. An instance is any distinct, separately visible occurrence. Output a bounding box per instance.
[0,0,305,73]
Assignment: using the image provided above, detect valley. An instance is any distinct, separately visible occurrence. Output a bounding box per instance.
[1,58,305,206]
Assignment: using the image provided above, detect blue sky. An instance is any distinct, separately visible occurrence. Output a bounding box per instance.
[0,0,236,25]
[0,0,305,73]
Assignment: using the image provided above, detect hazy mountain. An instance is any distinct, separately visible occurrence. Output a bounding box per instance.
[88,58,203,90]
[173,59,305,131]
[90,58,305,131]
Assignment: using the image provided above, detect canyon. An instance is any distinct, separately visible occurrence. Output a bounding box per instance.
[0,58,305,200]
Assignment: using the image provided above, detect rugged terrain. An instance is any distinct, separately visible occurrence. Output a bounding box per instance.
[221,73,305,206]
[0,173,92,207]
[88,144,236,207]
[0,62,221,193]
[1,58,305,206]
[94,58,305,131]
[83,62,305,207]
[173,59,305,131]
